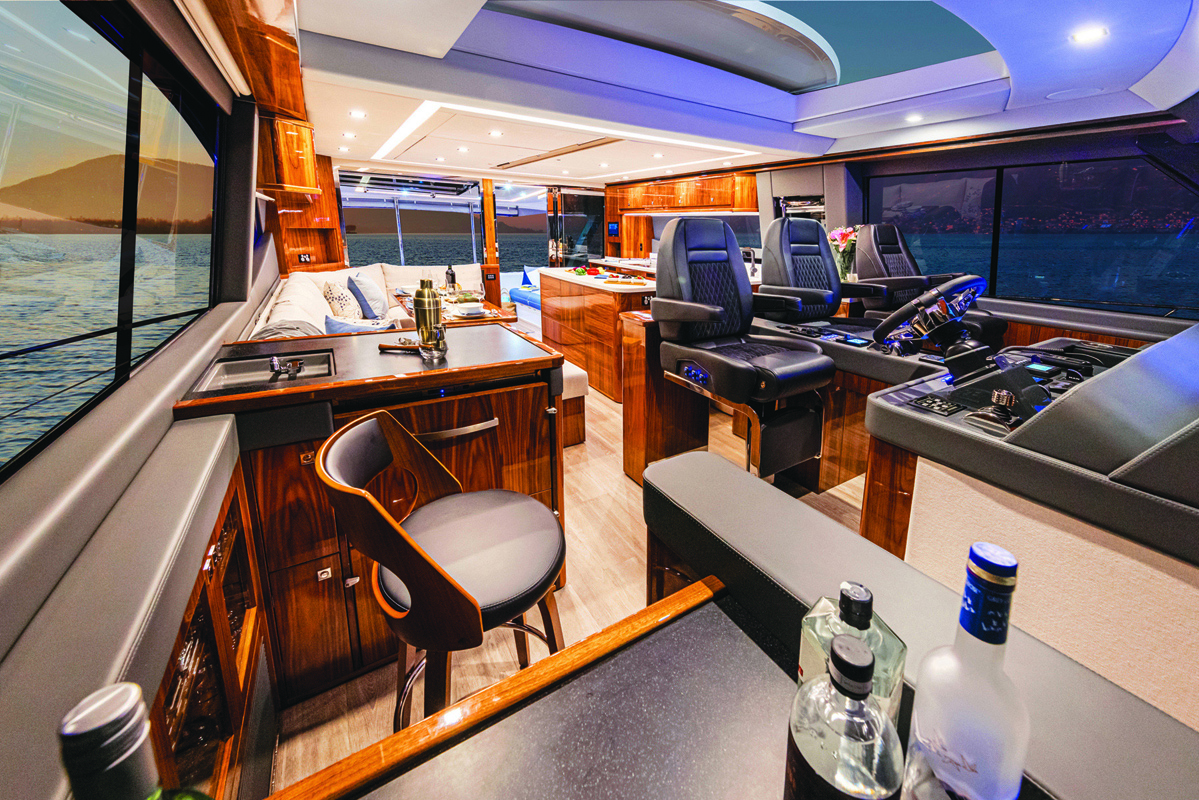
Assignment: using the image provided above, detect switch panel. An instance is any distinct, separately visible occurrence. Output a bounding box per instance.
[680,362,710,387]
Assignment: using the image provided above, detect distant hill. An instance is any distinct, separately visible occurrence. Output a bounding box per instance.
[0,154,214,227]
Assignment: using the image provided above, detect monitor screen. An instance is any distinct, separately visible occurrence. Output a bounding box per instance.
[608,221,619,237]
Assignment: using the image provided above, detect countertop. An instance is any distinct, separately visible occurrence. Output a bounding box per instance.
[174,324,562,419]
[541,267,655,293]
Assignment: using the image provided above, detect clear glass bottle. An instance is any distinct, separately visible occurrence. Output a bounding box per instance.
[799,581,907,723]
[786,635,904,800]
[901,543,1030,800]
[60,682,214,800]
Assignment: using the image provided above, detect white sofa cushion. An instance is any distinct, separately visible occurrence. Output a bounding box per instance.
[264,274,331,329]
[323,281,362,318]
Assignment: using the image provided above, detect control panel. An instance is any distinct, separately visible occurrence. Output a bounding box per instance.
[680,361,710,387]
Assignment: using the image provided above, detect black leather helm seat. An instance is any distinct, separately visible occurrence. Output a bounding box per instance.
[855,223,1007,348]
[652,218,834,407]
[759,217,884,326]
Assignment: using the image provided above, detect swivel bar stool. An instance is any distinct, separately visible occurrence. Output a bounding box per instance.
[316,410,566,730]
[651,217,835,478]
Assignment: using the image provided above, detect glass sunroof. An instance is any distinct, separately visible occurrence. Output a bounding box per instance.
[764,1,995,86]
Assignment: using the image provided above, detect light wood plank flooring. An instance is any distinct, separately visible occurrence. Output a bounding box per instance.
[270,391,863,792]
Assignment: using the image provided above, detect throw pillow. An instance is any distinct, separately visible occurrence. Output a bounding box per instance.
[347,273,388,319]
[323,281,362,319]
[324,315,398,334]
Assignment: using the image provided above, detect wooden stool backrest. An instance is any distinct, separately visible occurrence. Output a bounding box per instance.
[316,410,484,652]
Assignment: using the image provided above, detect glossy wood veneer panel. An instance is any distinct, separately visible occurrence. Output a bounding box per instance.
[201,0,306,120]
[1000,320,1150,349]
[562,396,586,446]
[249,440,339,571]
[817,372,889,492]
[265,577,725,800]
[858,437,918,558]
[270,554,355,702]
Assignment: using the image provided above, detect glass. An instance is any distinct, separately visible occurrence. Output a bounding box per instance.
[497,210,548,273]
[997,158,1199,315]
[131,315,200,365]
[345,205,403,266]
[400,207,478,265]
[647,214,761,250]
[0,1,130,353]
[558,193,604,269]
[134,54,215,324]
[868,170,997,277]
[0,333,116,470]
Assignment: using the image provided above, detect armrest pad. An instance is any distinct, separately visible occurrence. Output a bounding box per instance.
[859,276,930,302]
[651,298,725,323]
[926,273,966,285]
[752,293,802,314]
[757,285,837,305]
[840,282,886,299]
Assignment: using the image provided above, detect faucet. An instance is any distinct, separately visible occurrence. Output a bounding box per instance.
[269,356,304,379]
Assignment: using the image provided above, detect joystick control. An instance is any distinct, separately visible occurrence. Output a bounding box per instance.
[963,388,1025,436]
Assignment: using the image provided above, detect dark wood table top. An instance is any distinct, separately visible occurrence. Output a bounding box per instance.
[174,324,561,419]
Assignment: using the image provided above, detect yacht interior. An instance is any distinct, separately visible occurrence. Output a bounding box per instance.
[2,2,1199,799]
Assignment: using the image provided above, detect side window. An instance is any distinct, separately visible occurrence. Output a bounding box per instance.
[0,1,218,478]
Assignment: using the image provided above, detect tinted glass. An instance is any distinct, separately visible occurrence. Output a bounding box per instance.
[399,207,478,265]
[344,205,402,266]
[134,56,214,322]
[997,159,1199,314]
[497,209,548,272]
[868,170,996,277]
[558,193,604,269]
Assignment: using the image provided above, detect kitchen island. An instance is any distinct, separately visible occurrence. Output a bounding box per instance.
[540,268,655,402]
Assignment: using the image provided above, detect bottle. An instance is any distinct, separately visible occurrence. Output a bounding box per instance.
[59,682,214,800]
[786,635,903,800]
[799,581,907,723]
[901,543,1030,800]
[445,264,458,292]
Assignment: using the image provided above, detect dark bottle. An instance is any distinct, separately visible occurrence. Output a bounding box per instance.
[60,682,214,800]
[445,264,457,289]
[785,635,904,800]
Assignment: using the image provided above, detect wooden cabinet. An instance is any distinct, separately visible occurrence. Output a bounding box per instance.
[257,116,319,194]
[149,462,266,800]
[248,382,560,704]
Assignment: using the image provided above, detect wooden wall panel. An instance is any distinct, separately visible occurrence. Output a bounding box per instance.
[817,372,889,492]
[1001,320,1150,350]
[858,437,918,558]
[604,173,757,258]
[201,0,306,120]
[262,155,347,275]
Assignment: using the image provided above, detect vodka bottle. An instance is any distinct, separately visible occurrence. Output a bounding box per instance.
[901,543,1030,800]
[799,581,907,723]
[785,635,904,800]
[60,682,214,800]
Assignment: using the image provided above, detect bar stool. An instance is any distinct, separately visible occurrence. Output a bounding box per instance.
[316,410,566,730]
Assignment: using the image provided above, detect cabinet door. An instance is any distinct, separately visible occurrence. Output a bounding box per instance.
[492,384,554,496]
[258,117,319,194]
[348,546,400,669]
[269,554,353,701]
[248,440,338,572]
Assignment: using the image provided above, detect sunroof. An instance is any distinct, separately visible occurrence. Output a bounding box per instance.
[764,1,996,86]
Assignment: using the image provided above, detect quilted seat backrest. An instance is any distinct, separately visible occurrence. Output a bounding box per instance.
[857,224,922,280]
[655,218,753,341]
[762,217,841,322]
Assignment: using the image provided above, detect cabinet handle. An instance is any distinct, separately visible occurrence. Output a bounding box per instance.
[300,452,315,465]
[316,568,333,581]
[412,418,499,443]
[344,576,360,588]
[546,407,557,415]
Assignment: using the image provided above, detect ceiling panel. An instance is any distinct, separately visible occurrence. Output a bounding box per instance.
[426,114,591,150]
[397,134,542,169]
[298,0,486,59]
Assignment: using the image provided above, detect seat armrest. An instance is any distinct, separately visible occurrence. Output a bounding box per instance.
[859,276,930,302]
[751,293,802,315]
[757,285,837,306]
[840,282,886,299]
[925,272,966,285]
[651,298,725,323]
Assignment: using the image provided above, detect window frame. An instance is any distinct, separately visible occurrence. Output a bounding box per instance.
[0,0,223,483]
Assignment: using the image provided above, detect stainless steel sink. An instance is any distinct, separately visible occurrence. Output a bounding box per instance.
[195,351,335,392]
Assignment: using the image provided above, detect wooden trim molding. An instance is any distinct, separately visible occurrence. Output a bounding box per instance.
[266,576,725,800]
[858,437,918,558]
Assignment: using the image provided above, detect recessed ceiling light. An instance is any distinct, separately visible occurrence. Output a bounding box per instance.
[722,161,732,166]
[665,169,673,174]
[435,156,445,162]
[338,146,349,152]
[356,187,366,192]
[599,162,609,167]
[562,170,569,174]
[357,167,369,172]
[653,153,664,158]
[1070,25,1109,44]
[905,113,923,123]
[349,110,367,119]
[622,176,629,180]
[457,146,469,152]
[343,132,355,139]
[489,130,503,137]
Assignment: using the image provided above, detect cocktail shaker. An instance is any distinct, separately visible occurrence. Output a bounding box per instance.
[412,278,448,360]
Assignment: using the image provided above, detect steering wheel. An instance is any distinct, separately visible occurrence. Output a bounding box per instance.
[872,274,988,347]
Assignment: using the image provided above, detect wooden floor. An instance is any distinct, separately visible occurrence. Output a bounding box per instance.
[270,391,863,792]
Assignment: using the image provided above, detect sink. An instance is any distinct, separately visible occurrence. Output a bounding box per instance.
[195,351,335,393]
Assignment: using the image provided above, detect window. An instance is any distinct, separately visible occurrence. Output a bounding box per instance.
[998,159,1199,315]
[495,185,547,272]
[868,158,1199,318]
[0,1,219,477]
[868,169,996,277]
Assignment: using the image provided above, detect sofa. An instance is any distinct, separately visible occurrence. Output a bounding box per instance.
[249,263,484,340]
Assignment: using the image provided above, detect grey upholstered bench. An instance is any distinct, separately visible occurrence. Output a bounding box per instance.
[641,451,1199,800]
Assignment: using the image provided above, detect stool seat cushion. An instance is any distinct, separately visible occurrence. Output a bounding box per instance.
[562,361,589,399]
[376,490,565,630]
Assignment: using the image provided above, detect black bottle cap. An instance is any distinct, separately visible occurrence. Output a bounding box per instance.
[838,581,873,631]
[59,683,159,800]
[828,634,874,700]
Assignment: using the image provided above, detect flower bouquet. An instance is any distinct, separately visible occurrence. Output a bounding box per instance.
[828,225,861,279]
